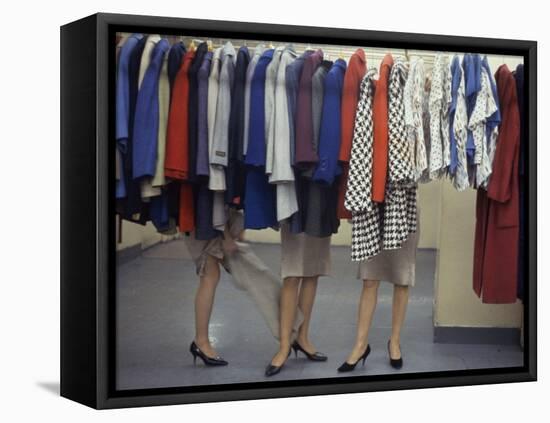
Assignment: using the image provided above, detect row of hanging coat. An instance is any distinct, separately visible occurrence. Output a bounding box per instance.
[115,33,525,304]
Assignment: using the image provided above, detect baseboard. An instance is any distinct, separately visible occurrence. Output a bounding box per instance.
[115,244,142,265]
[434,326,521,345]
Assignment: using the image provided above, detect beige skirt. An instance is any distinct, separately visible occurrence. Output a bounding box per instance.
[357,217,420,287]
[182,209,244,276]
[280,223,331,279]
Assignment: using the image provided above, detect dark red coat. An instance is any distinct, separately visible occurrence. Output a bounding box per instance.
[472,65,520,304]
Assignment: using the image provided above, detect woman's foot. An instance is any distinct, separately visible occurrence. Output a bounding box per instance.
[344,341,370,365]
[295,336,318,356]
[388,338,402,360]
[292,338,327,361]
[265,346,291,377]
[194,339,219,359]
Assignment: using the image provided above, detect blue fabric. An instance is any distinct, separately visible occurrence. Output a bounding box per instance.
[448,56,461,175]
[115,33,143,198]
[481,56,501,146]
[244,49,277,229]
[463,54,482,163]
[245,49,274,167]
[150,193,170,232]
[313,59,346,185]
[132,39,170,180]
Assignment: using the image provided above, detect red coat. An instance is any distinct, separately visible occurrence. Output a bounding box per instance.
[472,65,520,304]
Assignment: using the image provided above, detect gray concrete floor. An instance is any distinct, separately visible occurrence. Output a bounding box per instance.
[116,241,522,390]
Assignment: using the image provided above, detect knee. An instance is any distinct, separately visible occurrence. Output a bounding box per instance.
[363,279,380,289]
[283,277,302,288]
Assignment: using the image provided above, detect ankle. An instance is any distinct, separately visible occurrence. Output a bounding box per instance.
[354,339,369,351]
[194,338,211,349]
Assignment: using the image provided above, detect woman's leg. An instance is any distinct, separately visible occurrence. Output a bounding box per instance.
[345,279,380,364]
[296,276,319,353]
[389,285,409,359]
[270,277,301,366]
[194,255,221,357]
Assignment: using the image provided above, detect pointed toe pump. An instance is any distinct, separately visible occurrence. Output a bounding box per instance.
[337,344,371,373]
[291,341,328,362]
[387,340,403,369]
[265,348,292,377]
[190,341,228,366]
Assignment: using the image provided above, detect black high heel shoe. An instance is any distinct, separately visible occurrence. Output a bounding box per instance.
[337,344,371,372]
[291,340,328,362]
[387,340,403,369]
[265,348,292,377]
[190,341,228,366]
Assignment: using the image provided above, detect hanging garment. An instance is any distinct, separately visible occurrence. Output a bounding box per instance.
[225,46,251,207]
[286,50,314,167]
[210,42,237,230]
[463,53,482,163]
[403,57,427,182]
[193,51,219,241]
[269,47,298,222]
[313,59,347,185]
[167,41,186,99]
[187,42,208,184]
[207,47,225,191]
[150,51,170,189]
[165,50,194,180]
[243,44,265,157]
[132,38,170,193]
[482,56,501,177]
[244,49,278,229]
[305,59,347,237]
[265,46,286,177]
[472,64,520,304]
[469,66,498,189]
[449,56,470,191]
[115,33,143,200]
[195,51,213,178]
[137,34,161,89]
[165,49,195,232]
[383,58,417,249]
[515,64,525,301]
[295,49,323,168]
[428,53,452,180]
[345,69,382,260]
[303,59,335,237]
[371,54,394,202]
[337,48,367,219]
[117,34,149,220]
[210,42,236,169]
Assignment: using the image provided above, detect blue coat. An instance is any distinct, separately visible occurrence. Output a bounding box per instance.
[133,39,170,180]
[244,49,278,229]
[313,59,347,185]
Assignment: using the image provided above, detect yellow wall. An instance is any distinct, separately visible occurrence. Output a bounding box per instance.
[433,180,523,328]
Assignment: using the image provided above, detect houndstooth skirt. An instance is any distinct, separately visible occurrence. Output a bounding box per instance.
[357,211,420,287]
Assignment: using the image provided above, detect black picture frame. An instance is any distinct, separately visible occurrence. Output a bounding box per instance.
[60,12,537,409]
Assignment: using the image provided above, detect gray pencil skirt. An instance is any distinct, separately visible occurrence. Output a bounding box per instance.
[357,215,420,287]
[280,223,331,279]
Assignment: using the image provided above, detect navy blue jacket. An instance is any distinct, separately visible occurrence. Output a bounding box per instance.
[244,49,277,229]
[226,47,251,207]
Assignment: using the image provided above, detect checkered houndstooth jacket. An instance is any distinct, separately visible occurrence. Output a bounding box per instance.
[345,61,418,262]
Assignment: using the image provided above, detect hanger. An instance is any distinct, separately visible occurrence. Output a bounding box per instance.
[207,39,213,52]
[189,39,196,51]
[269,41,275,49]
[404,49,410,61]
